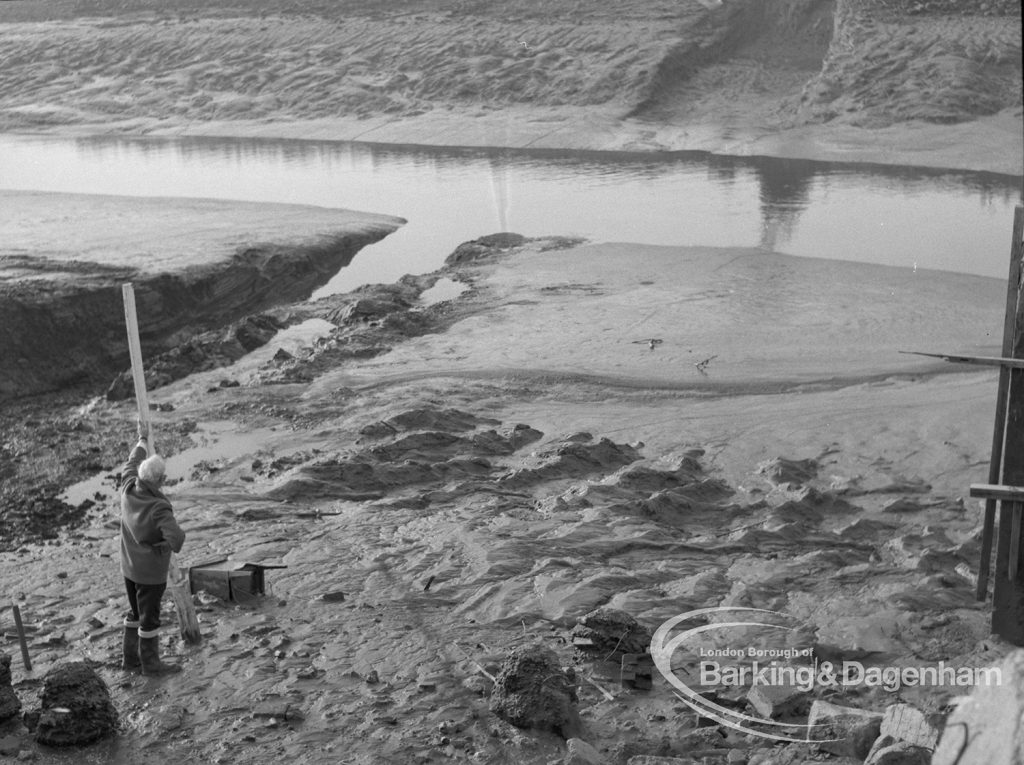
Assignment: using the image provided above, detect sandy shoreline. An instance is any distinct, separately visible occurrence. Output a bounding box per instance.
[18,104,1024,176]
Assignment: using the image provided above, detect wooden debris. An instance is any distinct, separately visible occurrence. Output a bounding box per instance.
[899,350,1024,369]
[582,674,614,701]
[452,641,496,683]
[970,483,1024,502]
[167,559,201,645]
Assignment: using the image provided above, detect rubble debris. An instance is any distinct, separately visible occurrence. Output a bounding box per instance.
[807,699,883,759]
[864,740,931,765]
[675,726,727,749]
[863,703,943,765]
[746,683,810,721]
[880,703,943,748]
[565,737,607,765]
[932,649,1024,765]
[489,644,582,739]
[30,662,117,746]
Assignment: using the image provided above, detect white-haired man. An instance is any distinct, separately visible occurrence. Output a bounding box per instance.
[119,420,186,675]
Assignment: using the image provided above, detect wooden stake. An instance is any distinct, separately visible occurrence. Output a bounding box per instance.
[121,283,201,645]
[11,604,31,672]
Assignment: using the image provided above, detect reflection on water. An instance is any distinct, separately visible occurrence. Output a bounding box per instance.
[756,158,815,252]
[0,134,1020,291]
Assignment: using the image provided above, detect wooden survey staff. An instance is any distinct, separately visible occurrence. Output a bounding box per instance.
[121,284,201,645]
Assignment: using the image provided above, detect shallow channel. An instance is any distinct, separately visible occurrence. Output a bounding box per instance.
[1,134,1021,294]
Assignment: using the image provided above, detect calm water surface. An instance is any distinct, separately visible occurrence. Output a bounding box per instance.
[1,134,1020,293]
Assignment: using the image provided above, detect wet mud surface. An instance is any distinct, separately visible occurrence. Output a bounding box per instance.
[0,234,1015,763]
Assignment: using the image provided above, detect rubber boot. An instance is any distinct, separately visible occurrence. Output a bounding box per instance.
[122,619,141,672]
[138,632,181,676]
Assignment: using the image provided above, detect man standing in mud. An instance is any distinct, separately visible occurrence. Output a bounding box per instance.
[119,419,185,676]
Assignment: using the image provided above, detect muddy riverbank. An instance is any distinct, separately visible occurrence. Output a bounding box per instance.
[0,234,1018,764]
[0,0,1021,761]
[0,191,403,400]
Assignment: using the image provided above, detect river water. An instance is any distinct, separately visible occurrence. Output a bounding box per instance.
[0,134,1021,294]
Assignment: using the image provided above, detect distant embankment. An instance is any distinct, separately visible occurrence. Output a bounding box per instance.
[798,0,1022,126]
[0,216,401,401]
[0,0,1017,134]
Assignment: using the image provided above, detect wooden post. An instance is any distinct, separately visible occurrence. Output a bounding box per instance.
[991,206,1024,643]
[10,603,31,672]
[121,284,201,645]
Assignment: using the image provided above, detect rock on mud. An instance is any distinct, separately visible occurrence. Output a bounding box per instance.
[489,644,582,739]
[30,662,117,746]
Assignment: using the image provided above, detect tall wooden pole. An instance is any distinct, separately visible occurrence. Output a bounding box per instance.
[991,206,1024,643]
[121,284,201,645]
[121,284,153,454]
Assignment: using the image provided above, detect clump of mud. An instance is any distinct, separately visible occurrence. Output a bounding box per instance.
[489,644,582,739]
[28,662,118,746]
[570,607,653,662]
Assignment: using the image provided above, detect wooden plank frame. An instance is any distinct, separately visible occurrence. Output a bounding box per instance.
[977,207,1024,603]
[988,206,1024,643]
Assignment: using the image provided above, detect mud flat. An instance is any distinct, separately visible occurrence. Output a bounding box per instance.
[0,190,404,400]
[0,234,1016,763]
[0,0,1019,173]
